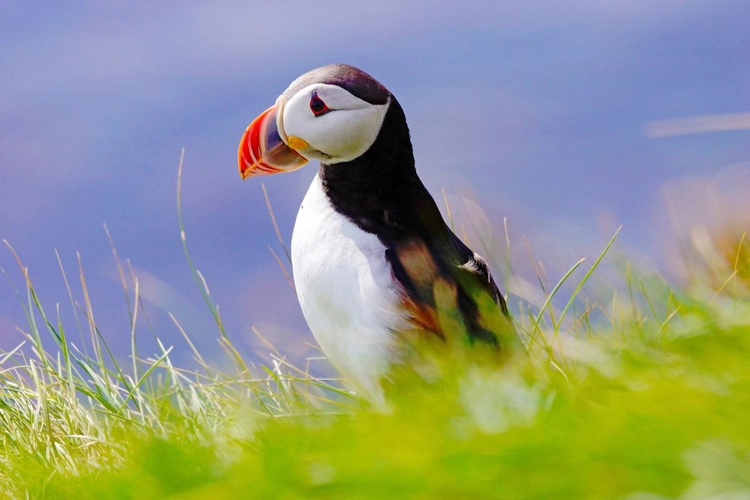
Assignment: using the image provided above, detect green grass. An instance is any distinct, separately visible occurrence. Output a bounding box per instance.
[1,162,749,498]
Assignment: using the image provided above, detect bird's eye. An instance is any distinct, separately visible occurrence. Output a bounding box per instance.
[309,91,330,117]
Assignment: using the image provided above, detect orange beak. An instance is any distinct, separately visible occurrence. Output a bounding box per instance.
[238,104,308,179]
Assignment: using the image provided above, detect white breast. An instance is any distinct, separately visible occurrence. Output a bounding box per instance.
[291,173,408,405]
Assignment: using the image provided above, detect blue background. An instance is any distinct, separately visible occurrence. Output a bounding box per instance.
[2,1,748,369]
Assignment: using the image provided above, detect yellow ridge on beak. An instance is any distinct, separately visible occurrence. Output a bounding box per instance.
[286,136,309,150]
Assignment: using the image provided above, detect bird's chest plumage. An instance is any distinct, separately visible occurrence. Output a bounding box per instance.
[291,174,409,403]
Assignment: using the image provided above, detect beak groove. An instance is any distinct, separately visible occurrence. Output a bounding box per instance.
[238,105,308,179]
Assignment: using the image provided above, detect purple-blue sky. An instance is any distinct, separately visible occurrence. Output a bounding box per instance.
[2,2,749,367]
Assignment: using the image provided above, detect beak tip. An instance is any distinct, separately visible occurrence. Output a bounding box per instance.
[238,126,254,179]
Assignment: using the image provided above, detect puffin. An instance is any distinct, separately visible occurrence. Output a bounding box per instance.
[238,64,520,405]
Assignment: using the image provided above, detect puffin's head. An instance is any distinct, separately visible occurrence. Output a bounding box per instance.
[238,64,391,179]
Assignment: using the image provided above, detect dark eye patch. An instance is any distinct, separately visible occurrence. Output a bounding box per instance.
[309,91,331,117]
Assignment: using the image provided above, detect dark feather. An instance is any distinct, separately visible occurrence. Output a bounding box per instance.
[282,64,390,106]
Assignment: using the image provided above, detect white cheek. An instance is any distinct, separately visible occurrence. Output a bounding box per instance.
[307,106,387,162]
[281,86,389,163]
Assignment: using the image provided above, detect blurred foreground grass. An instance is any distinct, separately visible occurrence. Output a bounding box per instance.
[2,240,748,499]
[2,188,749,499]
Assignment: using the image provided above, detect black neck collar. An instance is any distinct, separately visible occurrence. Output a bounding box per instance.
[319,96,446,243]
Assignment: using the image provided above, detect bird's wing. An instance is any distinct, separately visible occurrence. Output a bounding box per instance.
[384,226,517,351]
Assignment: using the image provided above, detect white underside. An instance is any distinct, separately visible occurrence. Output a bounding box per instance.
[291,173,408,405]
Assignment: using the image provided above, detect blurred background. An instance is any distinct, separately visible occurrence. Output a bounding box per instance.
[1,1,749,369]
